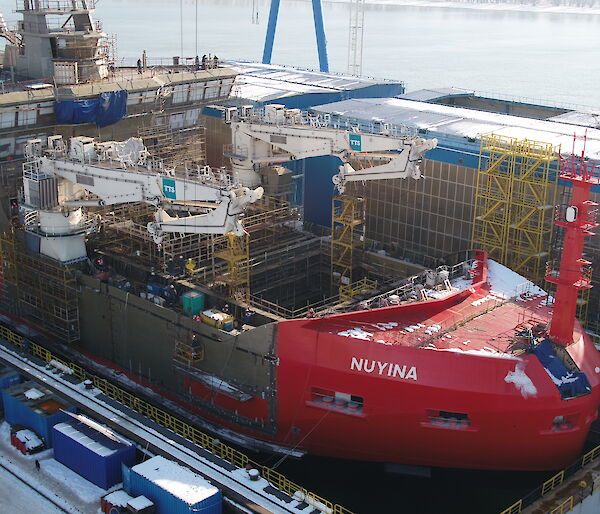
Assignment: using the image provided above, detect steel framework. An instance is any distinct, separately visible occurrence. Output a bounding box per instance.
[331,195,365,297]
[0,231,79,343]
[262,0,329,72]
[214,231,250,304]
[472,135,558,284]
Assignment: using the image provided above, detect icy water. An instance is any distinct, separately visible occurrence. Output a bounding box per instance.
[84,0,600,107]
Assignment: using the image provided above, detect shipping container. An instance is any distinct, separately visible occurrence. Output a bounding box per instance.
[181,291,204,316]
[0,365,20,410]
[53,418,136,490]
[0,364,20,390]
[2,381,76,446]
[123,455,221,514]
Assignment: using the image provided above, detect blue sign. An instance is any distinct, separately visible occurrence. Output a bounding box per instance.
[349,134,362,152]
[162,178,176,199]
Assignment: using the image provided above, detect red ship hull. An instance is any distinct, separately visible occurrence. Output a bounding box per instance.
[181,255,600,471]
[3,252,600,472]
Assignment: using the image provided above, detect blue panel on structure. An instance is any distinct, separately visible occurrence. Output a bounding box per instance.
[533,339,591,399]
[0,367,20,390]
[52,420,136,490]
[287,155,340,228]
[262,0,281,64]
[55,90,128,128]
[425,146,480,169]
[311,0,329,72]
[1,388,76,446]
[55,98,99,125]
[96,90,128,128]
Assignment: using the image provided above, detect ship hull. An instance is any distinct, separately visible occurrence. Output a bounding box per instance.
[273,322,600,470]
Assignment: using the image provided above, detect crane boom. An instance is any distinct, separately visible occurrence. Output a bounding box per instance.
[229,105,437,192]
[24,136,263,243]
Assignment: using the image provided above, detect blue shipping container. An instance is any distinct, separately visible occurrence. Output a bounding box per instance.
[53,419,136,490]
[0,366,20,390]
[124,456,221,514]
[1,384,76,446]
[0,367,20,410]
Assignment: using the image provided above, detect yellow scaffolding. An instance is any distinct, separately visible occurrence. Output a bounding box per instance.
[331,195,366,298]
[214,232,250,304]
[472,135,558,284]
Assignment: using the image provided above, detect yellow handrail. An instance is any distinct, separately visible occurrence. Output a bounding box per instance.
[549,496,573,514]
[542,470,565,495]
[499,499,522,514]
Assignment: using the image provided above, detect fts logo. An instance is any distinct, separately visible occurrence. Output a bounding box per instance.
[162,178,177,200]
[349,134,362,152]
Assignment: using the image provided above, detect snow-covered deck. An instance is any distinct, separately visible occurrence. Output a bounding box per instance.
[326,260,552,356]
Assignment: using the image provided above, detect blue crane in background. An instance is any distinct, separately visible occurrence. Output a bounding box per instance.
[262,0,329,73]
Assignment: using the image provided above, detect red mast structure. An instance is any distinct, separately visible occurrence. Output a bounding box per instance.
[546,138,600,346]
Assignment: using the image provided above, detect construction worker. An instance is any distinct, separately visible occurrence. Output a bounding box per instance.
[243,309,254,325]
[307,308,315,318]
[185,258,196,274]
[222,303,230,314]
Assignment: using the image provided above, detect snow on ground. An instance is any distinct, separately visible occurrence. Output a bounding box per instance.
[0,464,64,514]
[0,421,114,513]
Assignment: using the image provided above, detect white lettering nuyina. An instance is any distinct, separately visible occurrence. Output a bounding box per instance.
[350,357,417,381]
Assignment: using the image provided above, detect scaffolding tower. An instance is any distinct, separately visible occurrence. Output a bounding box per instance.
[214,232,250,304]
[472,135,558,284]
[0,231,79,343]
[138,113,206,169]
[331,195,366,299]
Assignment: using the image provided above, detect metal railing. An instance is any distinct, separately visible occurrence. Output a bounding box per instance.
[16,0,97,12]
[238,105,417,139]
[499,444,600,513]
[0,323,354,514]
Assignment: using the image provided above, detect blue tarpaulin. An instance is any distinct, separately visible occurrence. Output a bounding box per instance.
[55,90,128,128]
[532,339,591,398]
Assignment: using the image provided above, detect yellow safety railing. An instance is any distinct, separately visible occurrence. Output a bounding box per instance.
[542,470,565,495]
[499,439,600,514]
[549,496,573,514]
[339,277,378,302]
[499,499,522,514]
[0,323,353,514]
[581,445,600,466]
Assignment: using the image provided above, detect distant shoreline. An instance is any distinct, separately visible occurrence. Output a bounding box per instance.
[326,0,600,15]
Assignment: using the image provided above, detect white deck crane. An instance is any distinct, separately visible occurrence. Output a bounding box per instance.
[228,104,437,192]
[23,136,263,251]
